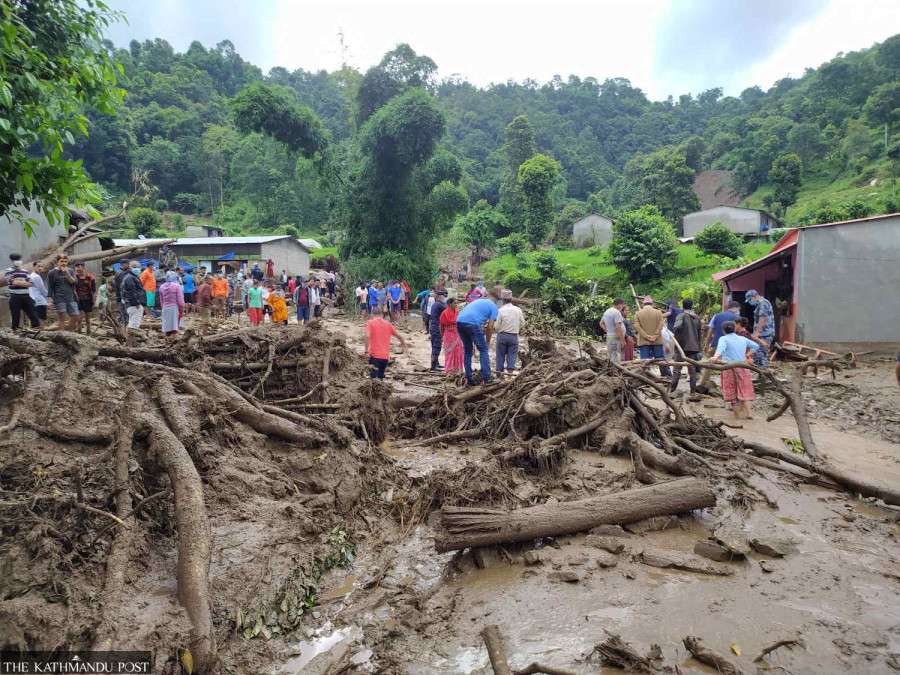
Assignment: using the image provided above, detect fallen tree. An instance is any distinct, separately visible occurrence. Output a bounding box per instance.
[435,478,716,552]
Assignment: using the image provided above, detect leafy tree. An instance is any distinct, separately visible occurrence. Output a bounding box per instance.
[231,82,329,162]
[1,0,125,232]
[863,82,900,151]
[842,121,873,163]
[518,154,559,246]
[768,153,803,216]
[428,180,469,228]
[608,205,678,283]
[129,207,162,235]
[625,148,700,228]
[533,250,561,280]
[877,34,900,78]
[554,201,589,241]
[694,221,743,259]
[172,192,202,214]
[497,232,528,255]
[456,199,501,263]
[788,123,825,165]
[198,124,239,209]
[340,88,449,287]
[153,198,168,211]
[355,44,436,125]
[498,115,537,230]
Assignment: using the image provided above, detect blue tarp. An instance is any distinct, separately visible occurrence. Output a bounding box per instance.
[113,258,197,271]
[218,252,235,261]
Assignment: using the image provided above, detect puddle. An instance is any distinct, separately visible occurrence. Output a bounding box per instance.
[319,574,356,601]
[277,624,361,673]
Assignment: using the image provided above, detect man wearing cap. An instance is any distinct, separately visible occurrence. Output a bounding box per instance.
[634,296,671,377]
[745,289,774,368]
[456,297,498,385]
[429,290,448,371]
[495,289,525,375]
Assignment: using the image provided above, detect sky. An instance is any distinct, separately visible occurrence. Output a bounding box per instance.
[104,0,900,100]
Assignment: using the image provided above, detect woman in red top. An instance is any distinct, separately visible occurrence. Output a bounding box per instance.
[439,297,464,375]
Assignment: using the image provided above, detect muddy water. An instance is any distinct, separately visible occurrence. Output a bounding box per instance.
[300,322,900,673]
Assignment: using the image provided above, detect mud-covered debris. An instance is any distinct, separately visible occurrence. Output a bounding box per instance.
[635,547,734,576]
[750,536,798,557]
[624,515,684,534]
[548,570,580,583]
[596,551,619,568]
[712,521,752,555]
[589,524,627,537]
[585,535,626,555]
[694,539,736,562]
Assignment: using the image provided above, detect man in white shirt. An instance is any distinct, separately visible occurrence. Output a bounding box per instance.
[601,298,627,362]
[356,282,369,317]
[494,289,525,375]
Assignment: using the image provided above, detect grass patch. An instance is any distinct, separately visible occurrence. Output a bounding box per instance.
[311,246,338,259]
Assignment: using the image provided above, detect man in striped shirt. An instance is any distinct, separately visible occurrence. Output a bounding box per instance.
[4,253,40,331]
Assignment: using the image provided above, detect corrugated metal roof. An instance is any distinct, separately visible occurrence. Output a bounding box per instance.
[113,235,304,247]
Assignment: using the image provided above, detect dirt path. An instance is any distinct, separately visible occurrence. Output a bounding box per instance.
[273,321,900,674]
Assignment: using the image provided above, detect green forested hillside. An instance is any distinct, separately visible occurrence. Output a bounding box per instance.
[71,33,900,237]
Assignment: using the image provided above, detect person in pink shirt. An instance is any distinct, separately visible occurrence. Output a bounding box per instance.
[158,271,185,343]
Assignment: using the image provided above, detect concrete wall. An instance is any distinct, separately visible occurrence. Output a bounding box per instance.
[572,214,614,247]
[684,206,770,238]
[794,217,900,349]
[260,238,310,277]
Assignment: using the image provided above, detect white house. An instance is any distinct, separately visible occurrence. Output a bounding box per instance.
[683,206,782,238]
[571,213,614,247]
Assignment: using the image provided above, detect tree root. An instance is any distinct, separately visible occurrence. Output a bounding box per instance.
[753,637,805,663]
[155,376,205,467]
[138,413,215,673]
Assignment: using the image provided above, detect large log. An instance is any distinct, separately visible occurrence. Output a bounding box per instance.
[434,477,715,552]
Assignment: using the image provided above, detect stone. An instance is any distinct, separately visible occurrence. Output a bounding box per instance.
[759,560,776,573]
[523,549,553,566]
[588,524,627,537]
[566,552,590,566]
[635,547,733,576]
[585,535,625,555]
[548,570,580,583]
[472,547,499,569]
[693,539,735,563]
[750,537,798,558]
[595,551,619,568]
[712,521,752,555]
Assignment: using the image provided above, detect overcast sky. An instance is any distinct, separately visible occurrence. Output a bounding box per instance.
[104,0,900,99]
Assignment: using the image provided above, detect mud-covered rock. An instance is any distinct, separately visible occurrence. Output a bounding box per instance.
[585,535,626,555]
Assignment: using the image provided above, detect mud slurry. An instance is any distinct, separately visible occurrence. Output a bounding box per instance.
[277,437,900,675]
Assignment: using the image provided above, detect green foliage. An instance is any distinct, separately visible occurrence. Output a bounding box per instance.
[498,115,537,231]
[341,88,449,288]
[0,0,125,232]
[608,205,678,283]
[533,250,562,280]
[554,201,589,240]
[497,232,528,256]
[768,153,803,213]
[428,181,469,227]
[518,154,559,246]
[586,245,604,257]
[171,213,184,230]
[624,147,700,228]
[456,199,501,260]
[230,82,329,163]
[130,207,162,236]
[153,198,168,212]
[863,82,900,147]
[283,224,299,238]
[172,193,202,214]
[694,221,743,259]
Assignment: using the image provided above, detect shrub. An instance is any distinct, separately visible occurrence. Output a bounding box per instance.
[502,269,541,296]
[608,205,678,283]
[171,214,184,230]
[153,198,169,212]
[283,225,300,238]
[533,250,561,280]
[586,245,604,257]
[514,252,530,268]
[172,193,202,214]
[694,221,743,259]
[129,207,162,236]
[497,232,528,255]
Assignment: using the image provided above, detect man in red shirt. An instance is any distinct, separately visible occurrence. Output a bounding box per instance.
[364,306,409,378]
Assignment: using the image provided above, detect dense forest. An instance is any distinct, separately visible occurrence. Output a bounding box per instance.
[65,31,900,244]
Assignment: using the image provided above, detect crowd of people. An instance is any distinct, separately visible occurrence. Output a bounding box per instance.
[600,290,778,420]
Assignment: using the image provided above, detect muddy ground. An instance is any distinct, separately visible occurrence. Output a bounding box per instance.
[2,308,899,674]
[276,313,900,674]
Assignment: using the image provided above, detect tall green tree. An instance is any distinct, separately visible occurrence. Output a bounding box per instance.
[340,88,450,287]
[625,148,700,229]
[608,205,678,283]
[498,115,537,230]
[768,153,803,216]
[863,82,900,152]
[1,0,125,232]
[457,199,504,263]
[198,124,239,210]
[518,154,559,246]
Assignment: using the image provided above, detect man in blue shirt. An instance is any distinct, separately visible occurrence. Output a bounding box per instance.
[746,289,774,368]
[388,280,403,322]
[429,290,447,371]
[456,297,498,385]
[697,300,741,394]
[665,298,681,332]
